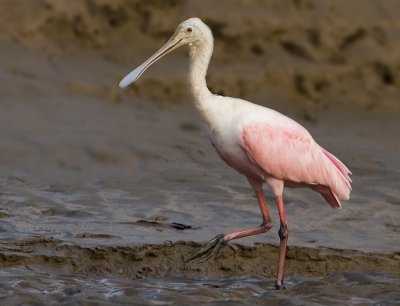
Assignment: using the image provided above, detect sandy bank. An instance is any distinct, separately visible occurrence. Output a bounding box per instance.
[1,237,399,279]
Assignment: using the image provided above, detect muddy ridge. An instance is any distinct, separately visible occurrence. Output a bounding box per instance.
[1,238,399,279]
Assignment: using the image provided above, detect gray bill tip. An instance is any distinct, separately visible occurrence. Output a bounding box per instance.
[119,75,133,88]
[119,68,141,88]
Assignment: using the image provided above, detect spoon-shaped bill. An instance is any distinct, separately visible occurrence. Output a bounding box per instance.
[119,37,183,88]
[119,65,144,88]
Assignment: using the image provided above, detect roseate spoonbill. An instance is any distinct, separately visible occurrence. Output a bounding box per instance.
[119,18,352,289]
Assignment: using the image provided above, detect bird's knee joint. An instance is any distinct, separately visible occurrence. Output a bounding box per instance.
[278,223,288,239]
[261,221,272,231]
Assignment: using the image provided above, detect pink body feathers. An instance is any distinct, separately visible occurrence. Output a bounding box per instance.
[201,95,352,209]
[242,123,352,208]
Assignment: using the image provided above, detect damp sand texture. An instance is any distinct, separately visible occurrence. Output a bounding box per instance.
[0,0,400,305]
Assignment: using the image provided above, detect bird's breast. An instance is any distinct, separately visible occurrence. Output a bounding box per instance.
[197,95,266,179]
[211,138,264,179]
[209,126,264,179]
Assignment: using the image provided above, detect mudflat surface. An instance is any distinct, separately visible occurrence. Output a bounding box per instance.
[0,1,399,305]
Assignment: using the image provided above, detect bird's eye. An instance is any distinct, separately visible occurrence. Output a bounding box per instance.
[186,27,192,33]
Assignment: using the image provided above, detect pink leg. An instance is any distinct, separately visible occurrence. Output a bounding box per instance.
[224,186,272,241]
[275,195,288,289]
[185,184,272,262]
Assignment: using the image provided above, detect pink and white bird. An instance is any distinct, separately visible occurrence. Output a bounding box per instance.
[119,18,352,289]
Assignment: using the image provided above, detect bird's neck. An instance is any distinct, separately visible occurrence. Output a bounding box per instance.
[188,40,213,104]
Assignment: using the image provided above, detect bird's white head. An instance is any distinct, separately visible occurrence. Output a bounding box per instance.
[119,17,213,88]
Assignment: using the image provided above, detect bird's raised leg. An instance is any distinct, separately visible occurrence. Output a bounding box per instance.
[275,195,288,290]
[185,184,272,263]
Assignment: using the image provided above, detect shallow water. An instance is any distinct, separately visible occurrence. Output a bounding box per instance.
[0,267,399,306]
[0,104,399,252]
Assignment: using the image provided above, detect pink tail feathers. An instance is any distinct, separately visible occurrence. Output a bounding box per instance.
[321,148,352,203]
[312,185,342,208]
[323,149,352,180]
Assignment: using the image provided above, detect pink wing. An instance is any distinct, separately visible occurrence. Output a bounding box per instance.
[241,122,351,206]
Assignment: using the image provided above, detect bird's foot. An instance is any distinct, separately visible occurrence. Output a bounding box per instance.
[274,282,286,290]
[185,234,227,263]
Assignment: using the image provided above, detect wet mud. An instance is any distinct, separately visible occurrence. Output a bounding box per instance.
[0,0,400,305]
[1,238,400,279]
[1,238,399,305]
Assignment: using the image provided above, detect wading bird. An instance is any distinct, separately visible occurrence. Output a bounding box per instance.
[119,18,352,289]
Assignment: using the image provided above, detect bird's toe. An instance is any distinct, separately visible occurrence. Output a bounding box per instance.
[185,234,227,263]
[274,282,286,290]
